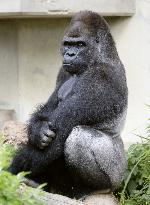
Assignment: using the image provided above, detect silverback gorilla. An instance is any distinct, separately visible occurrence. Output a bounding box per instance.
[9,11,128,198]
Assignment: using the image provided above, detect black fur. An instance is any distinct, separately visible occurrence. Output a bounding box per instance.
[9,11,128,198]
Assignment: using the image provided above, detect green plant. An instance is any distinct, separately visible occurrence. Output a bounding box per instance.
[0,136,44,205]
[117,119,150,205]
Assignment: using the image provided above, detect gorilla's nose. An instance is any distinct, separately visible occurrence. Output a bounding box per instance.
[65,52,76,58]
[68,53,75,57]
[64,52,76,64]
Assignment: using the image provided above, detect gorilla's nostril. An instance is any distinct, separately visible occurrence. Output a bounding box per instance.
[66,52,75,57]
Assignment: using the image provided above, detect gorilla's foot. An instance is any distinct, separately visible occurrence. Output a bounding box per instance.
[22,177,40,188]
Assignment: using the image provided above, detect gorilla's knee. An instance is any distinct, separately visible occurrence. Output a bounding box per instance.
[65,126,126,190]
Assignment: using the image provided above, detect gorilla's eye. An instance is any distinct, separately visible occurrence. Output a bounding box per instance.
[63,40,86,47]
[76,41,86,47]
[63,41,72,46]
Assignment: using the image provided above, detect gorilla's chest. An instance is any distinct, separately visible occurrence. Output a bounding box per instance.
[58,75,77,101]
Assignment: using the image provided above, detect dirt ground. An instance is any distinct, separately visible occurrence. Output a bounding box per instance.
[2,121,27,148]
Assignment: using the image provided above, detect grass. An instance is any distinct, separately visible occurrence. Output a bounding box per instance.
[116,119,150,205]
[0,136,44,205]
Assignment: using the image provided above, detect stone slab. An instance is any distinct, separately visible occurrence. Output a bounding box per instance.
[0,0,135,18]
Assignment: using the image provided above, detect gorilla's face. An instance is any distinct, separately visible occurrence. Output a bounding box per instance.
[61,12,112,75]
[61,17,99,75]
[62,35,93,74]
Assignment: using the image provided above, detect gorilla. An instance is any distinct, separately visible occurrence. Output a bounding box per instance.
[9,11,128,198]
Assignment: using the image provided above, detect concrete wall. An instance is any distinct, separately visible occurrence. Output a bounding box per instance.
[17,19,68,120]
[0,21,18,127]
[107,0,150,146]
[0,0,135,17]
[0,0,150,147]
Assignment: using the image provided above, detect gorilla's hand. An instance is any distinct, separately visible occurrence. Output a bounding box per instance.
[38,121,56,149]
[28,120,56,149]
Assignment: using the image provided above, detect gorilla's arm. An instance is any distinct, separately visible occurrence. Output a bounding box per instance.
[27,67,71,147]
[48,61,128,139]
[49,77,126,139]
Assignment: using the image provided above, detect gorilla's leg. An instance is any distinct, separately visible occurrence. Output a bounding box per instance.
[64,126,126,194]
[9,144,58,179]
[8,144,75,197]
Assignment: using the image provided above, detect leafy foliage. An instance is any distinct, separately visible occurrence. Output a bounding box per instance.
[117,119,150,205]
[0,137,43,205]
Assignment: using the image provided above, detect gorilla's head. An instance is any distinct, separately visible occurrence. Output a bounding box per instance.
[61,11,117,74]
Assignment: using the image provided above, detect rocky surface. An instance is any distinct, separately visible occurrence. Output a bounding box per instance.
[2,121,27,148]
[38,192,119,205]
[84,193,119,205]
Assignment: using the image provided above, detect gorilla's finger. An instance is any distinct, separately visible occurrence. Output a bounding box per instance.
[41,142,50,147]
[39,141,49,149]
[43,130,56,138]
[41,135,52,143]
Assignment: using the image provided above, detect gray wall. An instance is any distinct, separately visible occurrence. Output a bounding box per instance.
[0,18,69,124]
[0,21,18,127]
[0,0,150,147]
[17,19,69,120]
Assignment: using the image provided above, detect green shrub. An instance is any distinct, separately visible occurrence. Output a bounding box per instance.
[0,137,43,205]
[117,119,150,205]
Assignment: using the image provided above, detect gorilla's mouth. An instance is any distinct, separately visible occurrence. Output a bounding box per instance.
[63,63,75,68]
[63,63,71,66]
